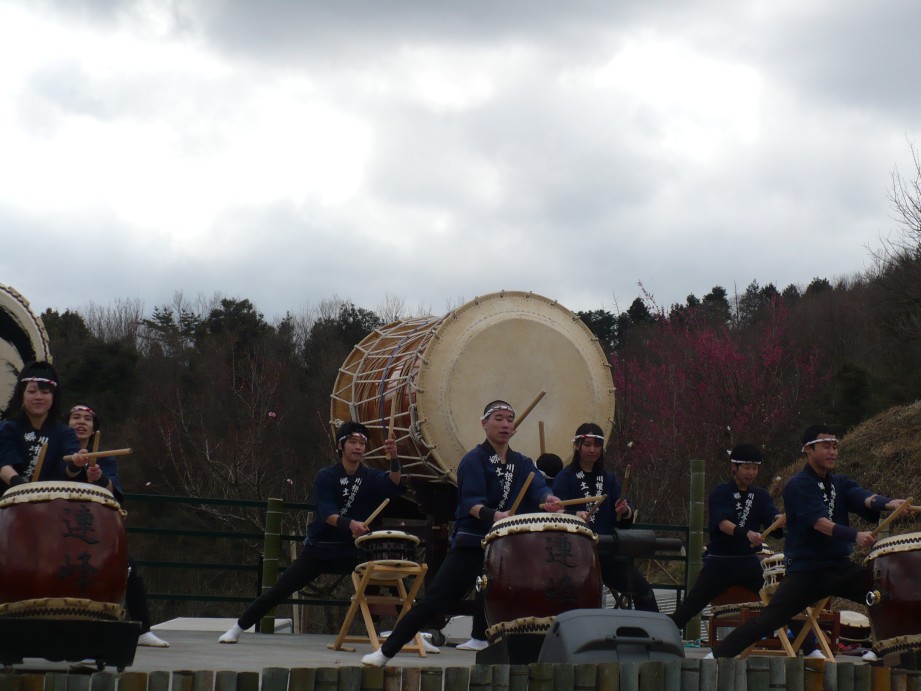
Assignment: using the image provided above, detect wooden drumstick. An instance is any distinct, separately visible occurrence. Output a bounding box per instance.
[586,495,607,521]
[31,442,48,482]
[364,498,390,526]
[538,421,546,456]
[540,495,606,509]
[89,431,101,467]
[511,391,546,431]
[508,472,534,516]
[618,465,631,501]
[63,448,133,462]
[758,515,785,542]
[871,496,914,538]
[388,393,398,441]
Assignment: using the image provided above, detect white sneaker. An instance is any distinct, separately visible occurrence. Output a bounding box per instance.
[703,652,715,660]
[805,649,827,660]
[138,631,170,648]
[421,637,440,654]
[862,650,879,662]
[361,649,391,667]
[456,637,489,652]
[218,624,243,644]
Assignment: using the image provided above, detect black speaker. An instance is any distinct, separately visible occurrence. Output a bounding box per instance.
[538,609,685,664]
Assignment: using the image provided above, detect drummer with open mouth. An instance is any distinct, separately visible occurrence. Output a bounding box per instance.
[362,399,563,667]
[219,421,403,644]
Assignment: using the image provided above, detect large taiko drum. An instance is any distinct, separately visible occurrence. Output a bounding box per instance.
[1,283,52,405]
[866,532,921,649]
[330,291,616,484]
[479,513,601,641]
[0,482,128,621]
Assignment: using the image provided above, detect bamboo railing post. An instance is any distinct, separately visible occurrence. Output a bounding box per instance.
[685,458,706,643]
[258,497,284,634]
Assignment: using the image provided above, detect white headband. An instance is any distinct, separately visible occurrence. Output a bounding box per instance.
[481,404,515,421]
[730,458,761,464]
[22,377,57,387]
[573,433,605,443]
[802,436,838,453]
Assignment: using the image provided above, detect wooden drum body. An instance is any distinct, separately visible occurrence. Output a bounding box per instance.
[0,482,128,620]
[330,291,615,484]
[866,532,921,645]
[480,513,601,634]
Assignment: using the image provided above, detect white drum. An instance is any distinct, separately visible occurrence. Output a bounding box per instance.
[330,291,615,484]
[0,283,52,404]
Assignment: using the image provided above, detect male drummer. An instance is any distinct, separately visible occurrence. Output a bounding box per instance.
[361,399,564,667]
[711,425,914,659]
[670,444,785,631]
[218,421,405,644]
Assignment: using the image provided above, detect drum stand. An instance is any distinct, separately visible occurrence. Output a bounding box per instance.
[327,560,429,656]
[740,593,839,660]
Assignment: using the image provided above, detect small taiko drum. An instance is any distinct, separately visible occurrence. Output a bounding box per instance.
[0,482,128,620]
[479,513,601,641]
[760,552,786,594]
[354,530,421,579]
[866,532,921,647]
[839,610,871,646]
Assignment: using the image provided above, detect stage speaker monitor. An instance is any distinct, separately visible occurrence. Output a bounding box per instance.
[538,609,685,664]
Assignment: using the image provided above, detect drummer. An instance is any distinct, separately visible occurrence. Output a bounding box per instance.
[0,361,87,491]
[361,399,564,667]
[667,444,808,648]
[712,424,915,659]
[66,403,170,648]
[219,421,404,644]
[552,422,659,612]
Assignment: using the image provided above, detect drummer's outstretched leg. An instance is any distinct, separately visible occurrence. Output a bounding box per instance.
[362,547,483,666]
[457,592,489,651]
[219,554,354,643]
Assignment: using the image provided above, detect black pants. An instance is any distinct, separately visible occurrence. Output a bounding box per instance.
[237,551,357,630]
[125,559,153,633]
[714,562,866,658]
[381,546,484,657]
[669,555,763,629]
[601,555,660,612]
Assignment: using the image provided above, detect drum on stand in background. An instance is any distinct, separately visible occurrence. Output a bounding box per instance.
[0,283,52,404]
[478,513,602,644]
[330,291,616,485]
[866,531,921,657]
[0,482,128,621]
[760,552,786,597]
[354,530,421,579]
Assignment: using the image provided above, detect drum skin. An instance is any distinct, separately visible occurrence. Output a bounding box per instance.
[330,291,616,485]
[867,532,921,642]
[481,514,601,627]
[0,483,128,610]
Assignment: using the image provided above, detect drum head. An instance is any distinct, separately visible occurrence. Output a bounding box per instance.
[0,283,52,405]
[416,292,614,482]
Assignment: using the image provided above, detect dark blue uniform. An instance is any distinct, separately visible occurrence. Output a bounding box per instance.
[714,465,882,658]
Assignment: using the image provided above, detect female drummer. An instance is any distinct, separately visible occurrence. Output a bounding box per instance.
[362,399,564,667]
[219,421,406,645]
[66,403,170,648]
[552,422,659,612]
[0,361,85,491]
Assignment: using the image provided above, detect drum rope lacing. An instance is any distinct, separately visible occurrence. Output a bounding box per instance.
[866,533,921,559]
[873,633,921,659]
[486,616,555,643]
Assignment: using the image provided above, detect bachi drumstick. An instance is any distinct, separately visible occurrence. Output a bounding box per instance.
[871,497,914,538]
[511,391,546,431]
[508,472,534,515]
[63,448,133,462]
[540,495,605,509]
[364,498,390,526]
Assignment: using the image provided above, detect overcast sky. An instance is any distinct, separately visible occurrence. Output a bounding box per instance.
[1,0,919,323]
